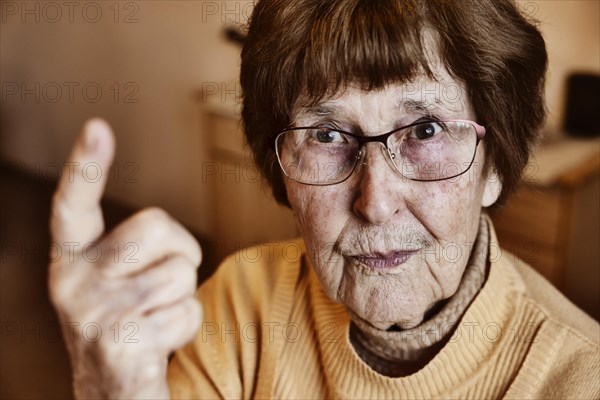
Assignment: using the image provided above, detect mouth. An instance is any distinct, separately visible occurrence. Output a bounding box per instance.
[351,250,419,271]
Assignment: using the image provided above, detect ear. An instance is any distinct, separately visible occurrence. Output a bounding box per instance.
[481,168,502,207]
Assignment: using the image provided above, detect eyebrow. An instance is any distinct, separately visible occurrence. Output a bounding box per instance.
[302,105,335,116]
[299,99,446,119]
[402,99,443,114]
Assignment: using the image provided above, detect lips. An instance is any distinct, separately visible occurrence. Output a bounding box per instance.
[352,250,419,270]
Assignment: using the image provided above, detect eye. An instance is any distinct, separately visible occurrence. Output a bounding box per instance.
[309,128,346,144]
[409,122,444,140]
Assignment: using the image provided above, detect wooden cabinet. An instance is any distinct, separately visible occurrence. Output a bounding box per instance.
[490,136,600,319]
[202,101,299,260]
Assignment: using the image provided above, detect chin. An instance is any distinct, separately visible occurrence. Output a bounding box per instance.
[340,283,432,330]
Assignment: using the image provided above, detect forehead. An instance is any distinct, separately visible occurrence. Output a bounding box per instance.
[294,74,470,123]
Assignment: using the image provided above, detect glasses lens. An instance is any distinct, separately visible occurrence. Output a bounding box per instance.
[275,128,360,185]
[388,121,478,181]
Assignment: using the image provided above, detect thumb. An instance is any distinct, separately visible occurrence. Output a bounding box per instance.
[50,118,116,249]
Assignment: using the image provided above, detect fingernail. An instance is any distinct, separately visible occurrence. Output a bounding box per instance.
[85,127,99,151]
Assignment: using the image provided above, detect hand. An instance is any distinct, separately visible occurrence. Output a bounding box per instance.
[48,119,202,399]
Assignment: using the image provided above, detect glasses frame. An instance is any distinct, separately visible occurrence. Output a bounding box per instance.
[273,119,487,185]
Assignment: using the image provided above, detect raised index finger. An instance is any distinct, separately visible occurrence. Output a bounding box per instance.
[50,118,115,247]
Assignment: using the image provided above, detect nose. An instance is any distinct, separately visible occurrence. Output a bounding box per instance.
[352,143,406,225]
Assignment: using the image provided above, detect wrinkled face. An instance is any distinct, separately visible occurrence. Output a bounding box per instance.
[285,72,501,330]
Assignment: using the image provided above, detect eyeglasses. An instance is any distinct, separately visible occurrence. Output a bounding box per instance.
[274,119,486,185]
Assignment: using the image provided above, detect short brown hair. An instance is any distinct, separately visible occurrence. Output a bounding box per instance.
[240,0,547,206]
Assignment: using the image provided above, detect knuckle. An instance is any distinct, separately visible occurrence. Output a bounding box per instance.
[185,299,202,332]
[174,263,197,294]
[137,207,171,223]
[190,240,203,266]
[154,259,194,290]
[179,233,202,267]
[134,207,173,238]
[132,273,158,300]
[181,261,197,282]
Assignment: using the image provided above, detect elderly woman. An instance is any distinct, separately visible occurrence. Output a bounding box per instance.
[49,0,599,398]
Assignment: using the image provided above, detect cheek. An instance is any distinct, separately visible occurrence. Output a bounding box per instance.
[286,182,351,298]
[410,171,484,243]
[405,177,484,297]
[287,183,342,264]
[288,185,345,241]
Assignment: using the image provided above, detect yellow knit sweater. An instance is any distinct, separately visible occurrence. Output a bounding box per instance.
[168,222,600,399]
